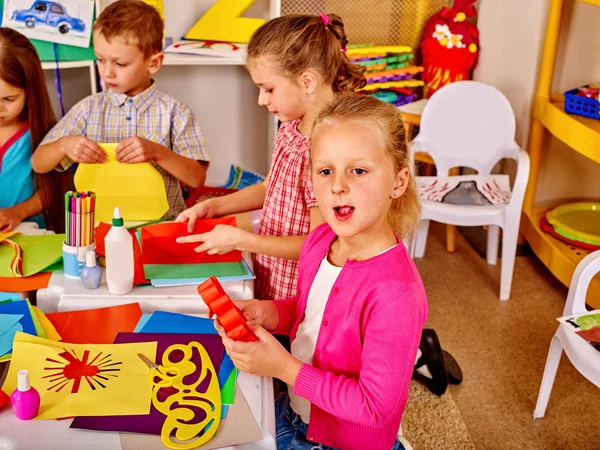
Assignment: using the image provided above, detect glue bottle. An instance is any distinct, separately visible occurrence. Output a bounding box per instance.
[80,250,102,289]
[10,370,40,420]
[105,207,134,295]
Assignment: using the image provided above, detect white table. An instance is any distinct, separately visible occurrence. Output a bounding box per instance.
[8,252,276,450]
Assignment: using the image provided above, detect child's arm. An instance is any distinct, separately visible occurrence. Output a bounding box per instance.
[177,206,324,261]
[32,99,104,173]
[0,192,43,232]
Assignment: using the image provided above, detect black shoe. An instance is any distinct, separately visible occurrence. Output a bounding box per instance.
[443,350,463,385]
[415,329,448,396]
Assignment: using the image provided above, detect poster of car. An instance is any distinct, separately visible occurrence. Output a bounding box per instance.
[2,0,95,48]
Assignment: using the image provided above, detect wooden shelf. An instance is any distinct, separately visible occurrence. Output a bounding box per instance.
[533,94,600,165]
[522,208,600,308]
[162,53,246,66]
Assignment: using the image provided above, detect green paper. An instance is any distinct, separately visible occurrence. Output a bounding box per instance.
[0,234,65,277]
[143,261,248,280]
[575,313,600,330]
[221,368,237,405]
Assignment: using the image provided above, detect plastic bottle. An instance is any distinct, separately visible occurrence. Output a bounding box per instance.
[10,370,40,420]
[105,207,134,295]
[80,250,102,289]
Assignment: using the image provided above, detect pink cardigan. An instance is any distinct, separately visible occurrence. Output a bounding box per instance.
[274,223,428,450]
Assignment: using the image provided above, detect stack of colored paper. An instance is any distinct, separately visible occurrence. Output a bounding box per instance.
[347,44,425,107]
[139,218,255,287]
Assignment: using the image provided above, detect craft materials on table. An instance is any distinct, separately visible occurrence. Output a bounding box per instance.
[10,369,40,420]
[0,232,64,278]
[105,207,135,295]
[0,299,46,362]
[2,332,157,420]
[65,191,96,248]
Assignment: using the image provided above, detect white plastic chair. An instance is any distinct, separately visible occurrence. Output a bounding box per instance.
[410,81,530,301]
[533,250,600,419]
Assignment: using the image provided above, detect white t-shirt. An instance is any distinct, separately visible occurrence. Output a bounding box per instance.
[289,254,343,423]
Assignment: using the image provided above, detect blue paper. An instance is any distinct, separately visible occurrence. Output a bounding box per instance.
[150,259,254,287]
[140,311,235,388]
[0,322,23,356]
[0,313,23,332]
[0,300,37,336]
[220,404,230,419]
[0,292,19,302]
[133,314,152,332]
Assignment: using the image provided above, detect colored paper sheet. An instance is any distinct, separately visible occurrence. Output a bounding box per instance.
[0,388,9,409]
[0,234,65,278]
[144,260,248,280]
[4,332,156,420]
[32,306,61,341]
[0,271,53,292]
[45,303,143,344]
[0,315,23,356]
[133,314,152,332]
[140,312,237,404]
[221,367,237,405]
[140,219,242,265]
[0,293,18,302]
[221,404,230,419]
[150,258,254,287]
[74,144,169,223]
[0,300,37,336]
[27,302,46,340]
[71,333,225,435]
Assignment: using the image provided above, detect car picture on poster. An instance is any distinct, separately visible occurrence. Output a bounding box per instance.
[2,0,95,48]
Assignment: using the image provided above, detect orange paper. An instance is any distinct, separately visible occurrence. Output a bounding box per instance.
[45,303,143,344]
[141,218,242,265]
[0,272,52,292]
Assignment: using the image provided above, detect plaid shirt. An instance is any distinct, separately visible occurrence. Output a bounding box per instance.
[41,81,209,217]
[254,119,317,300]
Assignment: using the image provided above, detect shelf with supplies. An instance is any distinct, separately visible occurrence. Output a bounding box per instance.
[523,0,600,308]
[162,52,246,66]
[532,93,600,165]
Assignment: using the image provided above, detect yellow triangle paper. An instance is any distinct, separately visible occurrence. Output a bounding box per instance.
[74,144,169,223]
[184,0,265,44]
[32,306,62,341]
[4,332,156,420]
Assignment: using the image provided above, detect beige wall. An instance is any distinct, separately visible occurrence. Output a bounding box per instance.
[474,0,600,207]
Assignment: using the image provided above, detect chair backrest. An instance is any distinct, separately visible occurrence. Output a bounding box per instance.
[563,250,600,316]
[417,81,517,175]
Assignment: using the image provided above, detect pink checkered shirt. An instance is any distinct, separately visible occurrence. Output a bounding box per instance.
[41,81,209,218]
[254,119,317,300]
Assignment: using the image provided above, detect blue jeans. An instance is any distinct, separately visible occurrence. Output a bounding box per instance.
[275,392,406,450]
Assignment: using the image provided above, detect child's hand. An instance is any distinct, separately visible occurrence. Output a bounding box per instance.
[176,224,246,255]
[175,200,216,232]
[116,137,166,163]
[0,207,24,232]
[210,299,279,332]
[219,326,302,384]
[60,136,106,164]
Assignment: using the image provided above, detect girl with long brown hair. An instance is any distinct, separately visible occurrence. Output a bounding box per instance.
[0,27,69,232]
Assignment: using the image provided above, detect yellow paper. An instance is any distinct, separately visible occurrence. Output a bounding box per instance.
[184,0,265,43]
[74,144,169,223]
[4,332,156,420]
[32,306,61,341]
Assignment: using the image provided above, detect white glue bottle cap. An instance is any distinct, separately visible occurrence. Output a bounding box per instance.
[17,370,31,392]
[86,251,97,267]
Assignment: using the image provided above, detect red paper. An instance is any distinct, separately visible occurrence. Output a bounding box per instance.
[0,388,9,409]
[95,223,149,286]
[197,276,257,343]
[45,303,143,344]
[141,218,242,265]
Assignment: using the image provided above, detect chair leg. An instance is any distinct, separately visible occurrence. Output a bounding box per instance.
[414,219,430,258]
[499,220,519,301]
[446,225,456,253]
[487,225,500,265]
[533,335,563,419]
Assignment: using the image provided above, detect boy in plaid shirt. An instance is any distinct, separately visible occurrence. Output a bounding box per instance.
[31,0,209,218]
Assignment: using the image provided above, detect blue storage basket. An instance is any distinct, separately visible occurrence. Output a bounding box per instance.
[564,88,600,120]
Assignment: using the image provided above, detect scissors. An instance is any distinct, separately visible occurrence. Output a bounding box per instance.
[137,353,180,388]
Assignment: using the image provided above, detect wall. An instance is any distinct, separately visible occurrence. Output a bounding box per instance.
[474,0,600,207]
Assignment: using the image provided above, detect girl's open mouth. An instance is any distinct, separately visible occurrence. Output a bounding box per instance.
[334,206,354,221]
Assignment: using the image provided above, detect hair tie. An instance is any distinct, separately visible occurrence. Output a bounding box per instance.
[341,48,347,53]
[319,14,329,27]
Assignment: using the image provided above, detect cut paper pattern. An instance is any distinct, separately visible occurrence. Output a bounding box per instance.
[417,175,511,205]
[43,349,122,394]
[4,332,156,420]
